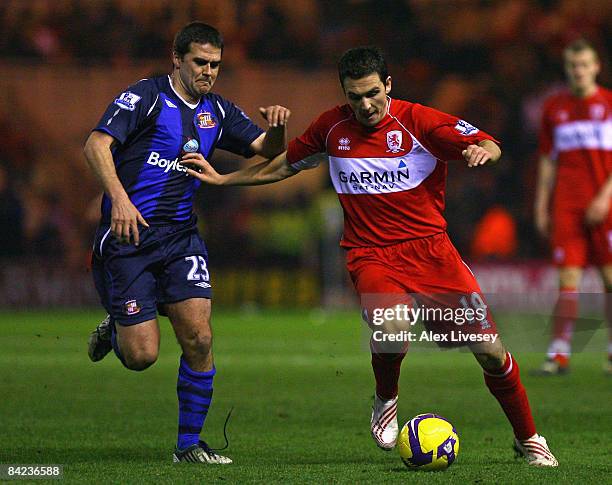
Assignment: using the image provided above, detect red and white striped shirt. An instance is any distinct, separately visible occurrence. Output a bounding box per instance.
[539,86,612,211]
[286,97,498,247]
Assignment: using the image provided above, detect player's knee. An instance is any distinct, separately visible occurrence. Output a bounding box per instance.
[123,348,158,371]
[472,342,506,371]
[558,267,582,289]
[477,352,505,372]
[183,332,213,358]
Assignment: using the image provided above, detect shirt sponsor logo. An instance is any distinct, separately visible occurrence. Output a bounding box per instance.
[182,138,199,153]
[386,130,403,153]
[554,120,612,152]
[338,166,410,187]
[114,91,142,111]
[338,137,351,151]
[146,151,187,173]
[330,151,436,195]
[197,111,216,129]
[454,119,479,136]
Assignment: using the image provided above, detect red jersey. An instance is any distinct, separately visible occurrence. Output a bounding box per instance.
[286,98,497,248]
[538,86,612,211]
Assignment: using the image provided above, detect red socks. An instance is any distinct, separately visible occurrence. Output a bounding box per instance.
[372,348,537,440]
[484,352,536,440]
[371,352,405,400]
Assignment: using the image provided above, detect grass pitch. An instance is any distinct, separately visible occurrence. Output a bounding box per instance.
[0,309,610,484]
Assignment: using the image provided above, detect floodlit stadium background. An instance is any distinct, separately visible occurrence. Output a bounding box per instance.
[0,0,610,309]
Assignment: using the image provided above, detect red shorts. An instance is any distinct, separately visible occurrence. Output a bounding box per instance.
[346,232,498,347]
[551,207,612,267]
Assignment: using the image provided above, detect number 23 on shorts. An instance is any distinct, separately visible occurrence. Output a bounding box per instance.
[185,255,210,282]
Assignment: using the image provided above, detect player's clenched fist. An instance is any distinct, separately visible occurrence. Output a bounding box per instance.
[462,144,493,167]
[259,105,291,128]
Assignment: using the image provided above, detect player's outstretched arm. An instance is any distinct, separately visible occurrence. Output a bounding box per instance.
[84,131,149,245]
[184,150,298,186]
[249,105,292,159]
[462,140,501,167]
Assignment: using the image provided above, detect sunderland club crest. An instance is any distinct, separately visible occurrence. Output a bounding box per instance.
[196,111,216,129]
[386,130,403,153]
[124,299,141,315]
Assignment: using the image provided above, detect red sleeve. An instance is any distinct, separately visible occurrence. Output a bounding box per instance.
[537,98,554,159]
[411,104,499,162]
[286,108,341,170]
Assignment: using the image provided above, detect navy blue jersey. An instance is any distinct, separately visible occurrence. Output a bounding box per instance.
[94,75,264,224]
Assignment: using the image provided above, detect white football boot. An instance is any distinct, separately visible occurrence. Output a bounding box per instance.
[371,395,399,450]
[514,434,559,467]
[173,441,232,464]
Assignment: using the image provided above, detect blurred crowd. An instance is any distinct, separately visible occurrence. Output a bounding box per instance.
[0,0,610,268]
[1,0,610,68]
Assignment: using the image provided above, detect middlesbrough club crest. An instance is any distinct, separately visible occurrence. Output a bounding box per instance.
[386,130,403,153]
[590,104,605,120]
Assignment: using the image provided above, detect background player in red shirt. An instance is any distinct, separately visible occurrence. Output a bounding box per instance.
[185,47,558,467]
[534,39,612,375]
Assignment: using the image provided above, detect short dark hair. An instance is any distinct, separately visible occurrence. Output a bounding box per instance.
[338,46,388,86]
[173,22,224,58]
[563,38,599,61]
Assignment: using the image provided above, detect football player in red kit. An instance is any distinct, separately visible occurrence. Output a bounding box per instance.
[185,46,558,467]
[534,39,612,375]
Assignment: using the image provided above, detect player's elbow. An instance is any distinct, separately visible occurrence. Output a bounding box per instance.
[84,131,114,160]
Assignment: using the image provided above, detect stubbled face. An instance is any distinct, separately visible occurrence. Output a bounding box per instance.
[564,49,600,95]
[172,42,222,102]
[342,73,392,127]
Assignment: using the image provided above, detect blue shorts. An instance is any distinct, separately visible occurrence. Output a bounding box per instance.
[91,216,212,326]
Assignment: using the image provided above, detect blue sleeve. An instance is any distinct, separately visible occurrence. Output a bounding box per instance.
[215,97,265,158]
[93,79,158,145]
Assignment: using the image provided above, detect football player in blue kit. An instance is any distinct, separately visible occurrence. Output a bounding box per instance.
[84,22,290,464]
